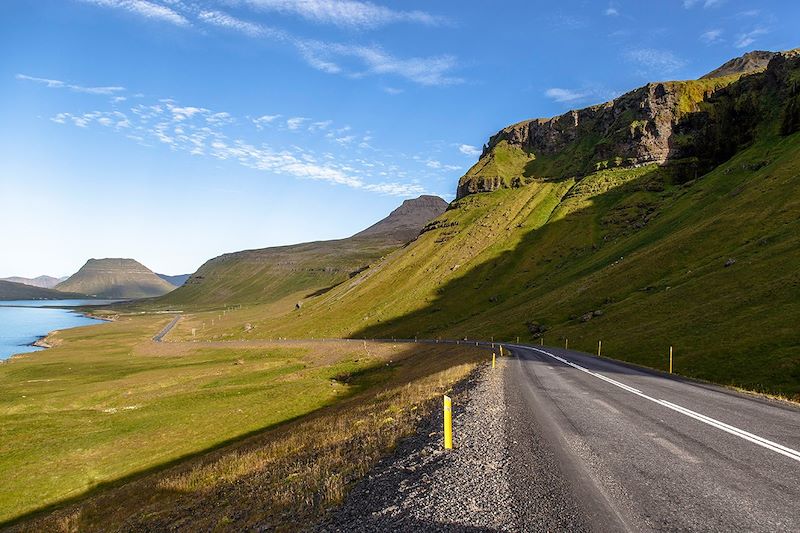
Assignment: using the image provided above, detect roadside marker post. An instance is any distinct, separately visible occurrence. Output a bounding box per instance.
[443,395,453,450]
[492,352,496,369]
[669,346,673,374]
[517,336,520,343]
[500,345,504,357]
[598,340,602,357]
[565,338,569,350]
[540,338,544,346]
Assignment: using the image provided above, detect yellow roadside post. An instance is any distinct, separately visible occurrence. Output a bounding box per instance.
[540,338,544,346]
[492,352,496,369]
[598,340,602,357]
[500,345,504,357]
[669,346,673,374]
[443,395,453,450]
[565,338,569,350]
[516,336,519,343]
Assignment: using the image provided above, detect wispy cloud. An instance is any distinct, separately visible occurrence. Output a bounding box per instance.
[683,0,724,8]
[544,87,591,103]
[286,117,308,130]
[458,144,481,157]
[47,88,431,196]
[625,48,686,76]
[700,29,723,44]
[79,0,189,26]
[604,5,619,16]
[239,0,445,29]
[735,27,769,48]
[197,10,278,38]
[300,41,462,86]
[16,74,125,95]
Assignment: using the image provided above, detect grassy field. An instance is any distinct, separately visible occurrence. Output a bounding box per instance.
[0,316,485,527]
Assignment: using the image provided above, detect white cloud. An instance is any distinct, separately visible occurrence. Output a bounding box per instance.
[605,6,619,16]
[309,120,332,132]
[684,0,724,7]
[735,27,769,49]
[286,117,308,130]
[302,41,462,86]
[458,144,482,157]
[383,87,403,95]
[197,10,275,37]
[625,48,686,75]
[79,0,189,26]
[16,74,125,95]
[544,87,592,103]
[239,0,444,29]
[700,29,723,44]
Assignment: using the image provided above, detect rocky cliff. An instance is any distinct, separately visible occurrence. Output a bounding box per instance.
[457,48,800,199]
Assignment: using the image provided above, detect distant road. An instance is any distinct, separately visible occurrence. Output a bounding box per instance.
[152,315,180,342]
[505,343,800,531]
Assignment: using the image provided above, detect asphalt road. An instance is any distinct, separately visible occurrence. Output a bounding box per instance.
[504,343,800,532]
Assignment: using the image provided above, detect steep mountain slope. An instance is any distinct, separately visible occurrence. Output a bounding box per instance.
[0,280,85,300]
[155,195,448,307]
[204,49,800,397]
[0,275,67,289]
[57,258,176,299]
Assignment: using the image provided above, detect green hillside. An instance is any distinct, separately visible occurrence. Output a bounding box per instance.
[153,195,448,308]
[0,280,85,301]
[174,50,800,397]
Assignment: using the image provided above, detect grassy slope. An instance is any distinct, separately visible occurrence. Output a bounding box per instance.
[152,235,405,310]
[0,280,85,300]
[184,130,800,397]
[0,314,482,524]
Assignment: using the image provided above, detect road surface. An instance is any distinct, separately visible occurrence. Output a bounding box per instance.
[504,343,800,531]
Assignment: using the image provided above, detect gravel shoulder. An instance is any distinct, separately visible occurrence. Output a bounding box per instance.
[316,354,591,532]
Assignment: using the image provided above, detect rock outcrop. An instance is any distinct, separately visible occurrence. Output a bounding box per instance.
[457,48,800,199]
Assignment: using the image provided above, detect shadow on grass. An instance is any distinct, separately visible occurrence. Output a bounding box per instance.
[2,341,488,530]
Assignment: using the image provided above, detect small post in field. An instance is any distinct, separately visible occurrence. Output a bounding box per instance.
[443,395,453,450]
[669,346,673,374]
[597,340,602,357]
[492,352,496,369]
[191,328,196,337]
[516,336,519,343]
[565,338,569,350]
[500,345,504,357]
[540,338,543,346]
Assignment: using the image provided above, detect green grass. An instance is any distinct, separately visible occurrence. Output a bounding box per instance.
[0,315,478,524]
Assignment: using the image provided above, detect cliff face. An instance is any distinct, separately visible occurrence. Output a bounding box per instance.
[457,49,800,199]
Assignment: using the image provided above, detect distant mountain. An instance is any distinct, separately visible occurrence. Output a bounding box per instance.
[56,258,176,299]
[353,195,449,241]
[0,275,67,289]
[157,195,448,307]
[157,273,191,287]
[0,279,86,301]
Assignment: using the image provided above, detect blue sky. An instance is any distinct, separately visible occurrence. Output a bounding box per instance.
[1,0,797,277]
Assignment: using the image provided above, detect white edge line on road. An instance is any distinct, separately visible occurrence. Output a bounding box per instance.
[509,344,800,464]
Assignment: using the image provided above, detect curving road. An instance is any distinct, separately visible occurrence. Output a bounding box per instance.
[504,343,800,532]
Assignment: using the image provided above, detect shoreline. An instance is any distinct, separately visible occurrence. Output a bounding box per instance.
[1,308,114,364]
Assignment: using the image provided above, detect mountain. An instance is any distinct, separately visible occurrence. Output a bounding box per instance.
[155,195,448,307]
[0,275,67,289]
[56,258,176,299]
[157,273,191,286]
[701,50,777,79]
[0,279,85,300]
[234,49,800,397]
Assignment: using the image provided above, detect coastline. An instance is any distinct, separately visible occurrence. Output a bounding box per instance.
[1,308,114,364]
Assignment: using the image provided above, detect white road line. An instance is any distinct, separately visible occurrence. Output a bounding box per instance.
[509,344,800,463]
